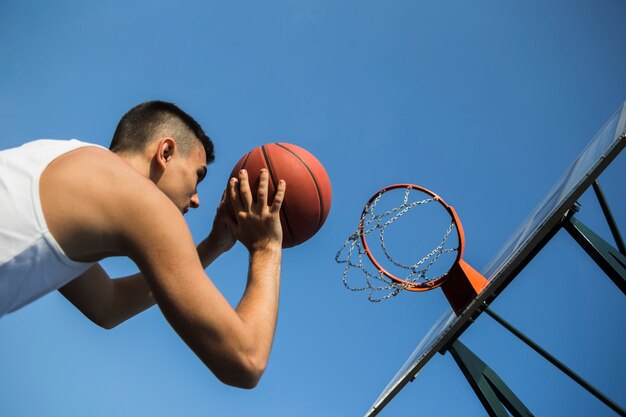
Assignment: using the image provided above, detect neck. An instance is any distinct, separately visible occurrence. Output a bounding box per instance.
[115,151,152,180]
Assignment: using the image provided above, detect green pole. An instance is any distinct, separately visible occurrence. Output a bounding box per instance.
[484,308,626,416]
[592,180,626,256]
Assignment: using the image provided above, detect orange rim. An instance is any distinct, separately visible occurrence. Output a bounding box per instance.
[359,184,465,291]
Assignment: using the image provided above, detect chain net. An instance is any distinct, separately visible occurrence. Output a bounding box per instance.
[335,187,459,302]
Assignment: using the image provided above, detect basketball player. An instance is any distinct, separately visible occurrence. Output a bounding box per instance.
[0,101,286,389]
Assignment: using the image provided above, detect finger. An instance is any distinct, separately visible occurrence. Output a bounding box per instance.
[216,189,227,211]
[237,169,253,210]
[219,188,235,214]
[257,169,269,207]
[219,188,236,221]
[270,179,286,214]
[229,177,243,212]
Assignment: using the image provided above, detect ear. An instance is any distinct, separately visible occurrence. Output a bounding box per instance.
[155,137,176,169]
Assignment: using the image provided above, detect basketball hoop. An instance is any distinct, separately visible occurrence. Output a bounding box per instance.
[336,184,488,314]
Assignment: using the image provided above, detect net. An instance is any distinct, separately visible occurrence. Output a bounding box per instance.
[335,187,459,302]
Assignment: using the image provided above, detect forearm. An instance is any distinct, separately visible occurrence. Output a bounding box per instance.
[234,244,282,374]
[60,265,155,329]
[107,235,224,326]
[196,236,228,269]
[153,244,282,388]
[112,235,221,323]
[108,273,156,327]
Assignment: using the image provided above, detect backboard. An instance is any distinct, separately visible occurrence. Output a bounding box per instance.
[365,101,626,417]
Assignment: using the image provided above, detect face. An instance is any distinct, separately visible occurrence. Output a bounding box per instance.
[155,140,207,214]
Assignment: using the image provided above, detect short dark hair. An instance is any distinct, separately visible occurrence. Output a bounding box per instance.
[109,100,214,164]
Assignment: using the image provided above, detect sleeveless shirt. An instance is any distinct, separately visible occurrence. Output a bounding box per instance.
[0,139,100,317]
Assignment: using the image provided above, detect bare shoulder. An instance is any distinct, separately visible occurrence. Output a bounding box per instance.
[40,146,183,263]
[44,146,145,188]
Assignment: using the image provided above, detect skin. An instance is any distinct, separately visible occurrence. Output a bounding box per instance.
[39,136,286,389]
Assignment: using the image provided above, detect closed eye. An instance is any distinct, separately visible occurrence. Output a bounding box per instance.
[197,166,207,183]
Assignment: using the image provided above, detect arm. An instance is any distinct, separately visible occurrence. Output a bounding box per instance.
[119,169,285,388]
[59,265,154,329]
[60,188,237,328]
[60,234,231,329]
[42,147,283,388]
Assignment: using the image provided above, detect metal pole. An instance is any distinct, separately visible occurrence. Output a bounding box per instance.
[484,307,626,416]
[592,180,626,256]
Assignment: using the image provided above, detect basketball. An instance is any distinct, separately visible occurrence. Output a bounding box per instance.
[229,142,332,248]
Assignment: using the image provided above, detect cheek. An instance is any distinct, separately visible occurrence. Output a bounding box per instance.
[174,169,194,193]
[187,176,198,195]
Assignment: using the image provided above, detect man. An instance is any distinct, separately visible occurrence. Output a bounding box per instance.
[0,101,286,389]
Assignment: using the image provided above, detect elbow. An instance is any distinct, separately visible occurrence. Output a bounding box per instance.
[212,353,266,389]
[70,301,122,330]
[98,319,119,330]
[239,360,265,389]
[89,311,121,330]
[221,371,262,390]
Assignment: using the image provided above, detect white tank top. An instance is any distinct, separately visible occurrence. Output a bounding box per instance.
[0,139,100,317]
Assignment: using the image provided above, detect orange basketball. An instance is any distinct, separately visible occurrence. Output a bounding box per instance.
[230,143,332,248]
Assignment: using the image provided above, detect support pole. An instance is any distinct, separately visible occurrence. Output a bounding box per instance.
[484,308,626,416]
[564,215,626,295]
[448,340,534,417]
[592,180,626,256]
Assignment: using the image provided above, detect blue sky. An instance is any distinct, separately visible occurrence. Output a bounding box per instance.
[1,1,625,416]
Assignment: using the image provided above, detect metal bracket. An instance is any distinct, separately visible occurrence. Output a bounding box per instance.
[564,215,626,295]
[484,308,626,416]
[562,180,625,295]
[448,340,534,417]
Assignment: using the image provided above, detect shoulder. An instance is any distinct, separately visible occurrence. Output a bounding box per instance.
[41,146,182,261]
[45,146,159,211]
[47,146,153,196]
[52,144,126,168]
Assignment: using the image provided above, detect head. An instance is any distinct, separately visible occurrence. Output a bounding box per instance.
[110,100,215,213]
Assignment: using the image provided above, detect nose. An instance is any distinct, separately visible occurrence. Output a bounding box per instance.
[190,193,200,209]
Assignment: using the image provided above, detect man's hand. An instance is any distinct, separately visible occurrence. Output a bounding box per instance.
[206,190,237,253]
[229,169,286,252]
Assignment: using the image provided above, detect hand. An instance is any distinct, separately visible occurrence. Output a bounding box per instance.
[229,169,286,252]
[206,189,238,254]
